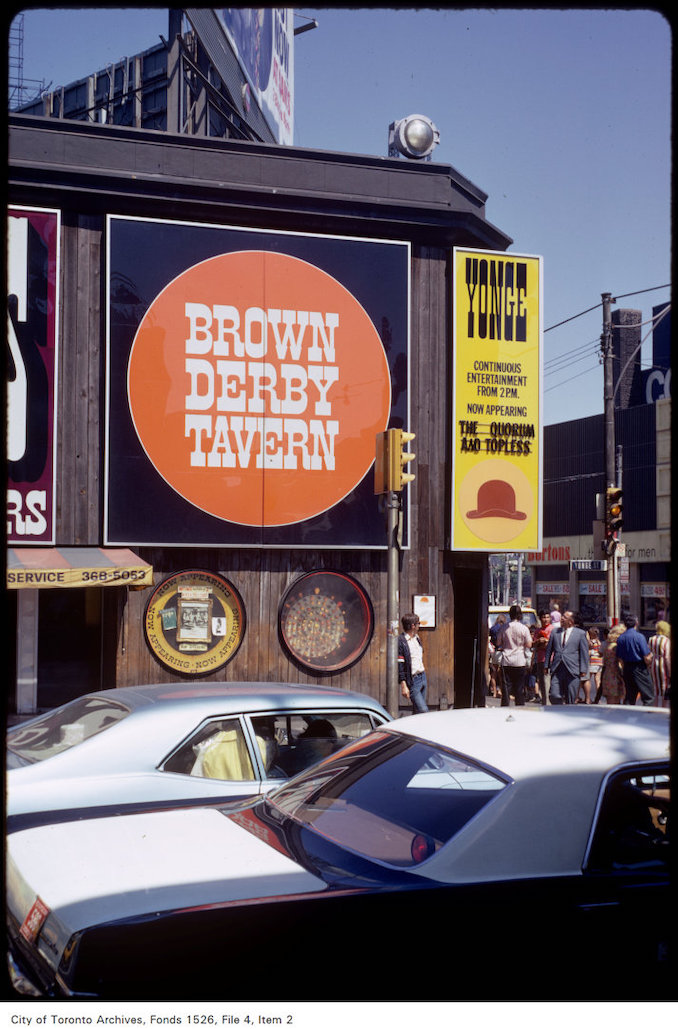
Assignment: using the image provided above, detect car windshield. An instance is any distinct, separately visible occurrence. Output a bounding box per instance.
[489,610,537,628]
[268,730,506,868]
[6,697,130,763]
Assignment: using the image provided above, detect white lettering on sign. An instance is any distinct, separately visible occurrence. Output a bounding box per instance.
[183,305,341,471]
[6,489,48,537]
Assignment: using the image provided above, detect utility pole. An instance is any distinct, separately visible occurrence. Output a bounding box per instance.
[385,490,401,717]
[601,292,618,625]
[375,429,416,716]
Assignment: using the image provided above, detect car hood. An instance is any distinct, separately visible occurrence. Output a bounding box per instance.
[7,804,327,971]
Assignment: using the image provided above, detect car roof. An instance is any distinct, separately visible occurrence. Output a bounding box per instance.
[387,706,669,780]
[47,681,390,717]
[489,605,536,612]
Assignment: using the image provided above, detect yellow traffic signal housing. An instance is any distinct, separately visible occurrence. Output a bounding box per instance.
[374,429,416,493]
[396,429,416,489]
[606,485,623,535]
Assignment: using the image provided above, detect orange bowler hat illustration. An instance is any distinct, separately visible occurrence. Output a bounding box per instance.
[466,479,527,521]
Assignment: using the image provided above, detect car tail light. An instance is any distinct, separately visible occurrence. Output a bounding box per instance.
[411,834,433,864]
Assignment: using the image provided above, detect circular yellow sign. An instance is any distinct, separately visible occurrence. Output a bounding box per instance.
[144,570,245,676]
[458,458,534,544]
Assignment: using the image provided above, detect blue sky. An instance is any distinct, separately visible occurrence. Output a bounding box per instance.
[11,7,672,426]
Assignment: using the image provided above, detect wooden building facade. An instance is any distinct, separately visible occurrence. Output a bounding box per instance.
[7,114,512,716]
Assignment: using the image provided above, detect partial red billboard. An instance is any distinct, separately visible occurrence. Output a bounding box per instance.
[7,207,60,545]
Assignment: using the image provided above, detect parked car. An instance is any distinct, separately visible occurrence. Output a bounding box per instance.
[6,682,390,831]
[488,604,538,628]
[7,706,670,1000]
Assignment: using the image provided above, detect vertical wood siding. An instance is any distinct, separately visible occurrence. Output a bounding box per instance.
[56,224,464,709]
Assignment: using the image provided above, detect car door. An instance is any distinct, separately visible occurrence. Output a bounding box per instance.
[159,715,268,801]
[575,761,671,980]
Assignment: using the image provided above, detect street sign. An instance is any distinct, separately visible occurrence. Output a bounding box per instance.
[570,560,608,571]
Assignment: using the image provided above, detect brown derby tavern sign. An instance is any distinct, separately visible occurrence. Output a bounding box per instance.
[144,570,245,675]
[105,218,410,548]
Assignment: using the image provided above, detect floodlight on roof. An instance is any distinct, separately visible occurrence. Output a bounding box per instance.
[388,114,440,160]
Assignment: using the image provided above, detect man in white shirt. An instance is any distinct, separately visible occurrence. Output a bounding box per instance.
[497,604,532,706]
[398,613,429,713]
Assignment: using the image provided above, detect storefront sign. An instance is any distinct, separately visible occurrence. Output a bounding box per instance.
[7,207,60,544]
[641,583,670,598]
[106,218,409,548]
[536,583,570,596]
[579,582,607,596]
[7,547,152,590]
[144,570,245,675]
[451,248,542,551]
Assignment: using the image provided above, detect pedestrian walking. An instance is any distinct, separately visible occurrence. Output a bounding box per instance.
[648,620,671,707]
[532,609,553,705]
[588,627,604,703]
[615,615,654,706]
[544,610,590,705]
[600,625,625,704]
[497,604,532,707]
[398,613,429,713]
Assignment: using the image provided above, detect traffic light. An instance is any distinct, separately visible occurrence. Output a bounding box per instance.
[374,429,416,493]
[395,429,416,489]
[605,485,623,539]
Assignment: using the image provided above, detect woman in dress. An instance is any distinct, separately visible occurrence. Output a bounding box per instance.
[588,627,603,704]
[600,624,625,705]
[648,620,671,707]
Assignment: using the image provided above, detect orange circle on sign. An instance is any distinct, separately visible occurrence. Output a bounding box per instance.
[128,251,392,526]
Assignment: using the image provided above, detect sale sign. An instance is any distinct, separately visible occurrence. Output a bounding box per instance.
[451,248,543,552]
[106,218,410,547]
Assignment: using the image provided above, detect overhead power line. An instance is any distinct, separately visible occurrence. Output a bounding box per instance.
[544,283,670,334]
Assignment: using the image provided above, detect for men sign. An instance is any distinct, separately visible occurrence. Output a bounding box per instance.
[105,217,410,547]
[451,247,543,552]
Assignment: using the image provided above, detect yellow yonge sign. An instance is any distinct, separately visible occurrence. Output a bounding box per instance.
[451,248,543,552]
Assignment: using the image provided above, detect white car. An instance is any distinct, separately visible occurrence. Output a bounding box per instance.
[6,682,390,831]
[7,706,671,1001]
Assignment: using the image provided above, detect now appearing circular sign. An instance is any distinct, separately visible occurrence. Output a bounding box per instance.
[128,251,392,527]
[144,570,245,676]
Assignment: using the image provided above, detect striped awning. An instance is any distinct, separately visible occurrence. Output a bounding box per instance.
[7,547,153,590]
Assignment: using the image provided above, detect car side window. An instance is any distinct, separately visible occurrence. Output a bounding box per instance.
[162,718,256,781]
[250,712,376,780]
[587,766,670,872]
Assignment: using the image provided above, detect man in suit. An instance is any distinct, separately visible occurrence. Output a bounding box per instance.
[544,609,590,704]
